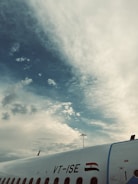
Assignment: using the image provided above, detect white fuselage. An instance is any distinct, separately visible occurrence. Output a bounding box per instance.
[0,139,138,184]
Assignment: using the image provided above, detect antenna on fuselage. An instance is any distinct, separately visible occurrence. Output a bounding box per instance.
[130,135,135,141]
[37,150,41,156]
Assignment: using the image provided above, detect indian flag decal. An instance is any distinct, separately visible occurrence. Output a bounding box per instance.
[84,162,99,171]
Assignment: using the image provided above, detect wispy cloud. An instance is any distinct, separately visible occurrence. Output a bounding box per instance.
[9,42,20,55]
[16,57,30,63]
[28,0,138,141]
[1,0,138,161]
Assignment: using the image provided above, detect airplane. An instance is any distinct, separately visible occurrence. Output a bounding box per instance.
[0,135,138,184]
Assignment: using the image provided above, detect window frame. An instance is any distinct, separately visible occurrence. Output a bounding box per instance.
[90,177,98,184]
[36,178,41,184]
[29,178,34,184]
[1,178,6,184]
[6,178,10,184]
[22,178,27,184]
[11,178,15,184]
[76,177,83,184]
[64,177,70,184]
[44,178,49,184]
[53,178,59,184]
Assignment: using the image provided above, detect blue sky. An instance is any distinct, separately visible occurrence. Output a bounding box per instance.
[0,0,138,161]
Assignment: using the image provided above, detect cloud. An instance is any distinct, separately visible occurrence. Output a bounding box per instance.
[1,0,138,161]
[0,79,81,159]
[1,77,33,107]
[38,73,42,77]
[2,93,17,107]
[63,105,74,116]
[2,112,10,120]
[9,42,20,55]
[62,102,80,119]
[47,78,57,87]
[11,104,28,115]
[0,109,81,158]
[16,57,30,62]
[28,0,138,141]
[21,77,33,86]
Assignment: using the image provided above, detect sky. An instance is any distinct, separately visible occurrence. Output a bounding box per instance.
[0,0,138,161]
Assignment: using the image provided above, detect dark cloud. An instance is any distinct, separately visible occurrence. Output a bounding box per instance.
[11,104,28,115]
[2,112,10,120]
[30,105,38,113]
[2,93,17,106]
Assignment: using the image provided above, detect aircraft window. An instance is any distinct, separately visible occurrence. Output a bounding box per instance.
[53,178,59,184]
[44,178,49,184]
[90,177,98,184]
[64,177,70,184]
[76,177,83,184]
[2,178,6,184]
[134,170,138,177]
[11,178,15,184]
[29,178,34,184]
[16,178,21,184]
[36,178,41,184]
[6,178,10,184]
[22,178,27,184]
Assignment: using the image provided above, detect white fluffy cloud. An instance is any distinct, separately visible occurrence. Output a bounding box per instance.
[47,78,57,86]
[21,77,33,86]
[0,79,81,159]
[0,111,80,157]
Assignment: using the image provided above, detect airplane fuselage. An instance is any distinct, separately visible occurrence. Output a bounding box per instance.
[0,139,138,184]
